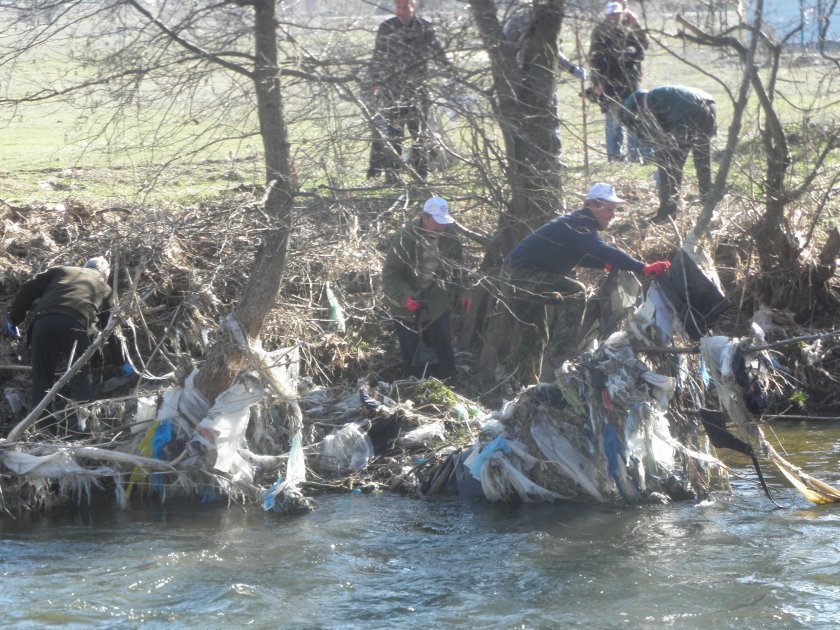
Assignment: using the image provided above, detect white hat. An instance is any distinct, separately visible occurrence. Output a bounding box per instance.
[84,255,111,278]
[585,183,626,204]
[604,2,623,15]
[422,196,454,224]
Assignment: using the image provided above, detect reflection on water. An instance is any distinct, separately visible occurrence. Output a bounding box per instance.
[2,421,840,628]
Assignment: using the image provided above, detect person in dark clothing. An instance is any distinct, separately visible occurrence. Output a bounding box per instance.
[5,256,135,432]
[366,0,450,180]
[503,3,587,79]
[588,1,648,162]
[496,183,670,385]
[502,2,587,165]
[382,197,471,381]
[620,85,717,223]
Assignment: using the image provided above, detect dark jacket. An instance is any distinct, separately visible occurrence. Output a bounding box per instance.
[621,85,717,141]
[10,266,114,332]
[382,220,467,322]
[504,208,645,275]
[588,18,648,101]
[369,16,448,101]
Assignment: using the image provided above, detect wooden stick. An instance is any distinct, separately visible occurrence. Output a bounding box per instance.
[763,414,840,421]
[746,329,840,352]
[6,321,119,443]
[573,16,589,180]
[635,345,700,354]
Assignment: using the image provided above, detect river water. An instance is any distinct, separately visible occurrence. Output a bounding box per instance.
[3,420,840,629]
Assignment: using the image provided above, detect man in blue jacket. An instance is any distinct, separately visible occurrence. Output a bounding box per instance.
[496,183,670,385]
[620,85,717,223]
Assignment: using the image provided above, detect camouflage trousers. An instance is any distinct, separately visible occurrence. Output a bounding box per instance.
[489,265,589,386]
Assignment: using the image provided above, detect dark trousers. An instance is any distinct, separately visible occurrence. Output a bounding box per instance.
[30,313,92,409]
[496,265,587,386]
[653,102,717,217]
[394,310,456,381]
[367,98,430,179]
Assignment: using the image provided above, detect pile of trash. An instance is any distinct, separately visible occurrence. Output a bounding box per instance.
[3,240,840,514]
[406,249,733,505]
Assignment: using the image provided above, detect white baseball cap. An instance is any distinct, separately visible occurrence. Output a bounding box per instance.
[423,196,454,224]
[84,256,111,278]
[604,2,623,15]
[585,183,626,204]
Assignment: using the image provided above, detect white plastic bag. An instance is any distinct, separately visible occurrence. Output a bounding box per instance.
[397,420,445,448]
[318,423,373,473]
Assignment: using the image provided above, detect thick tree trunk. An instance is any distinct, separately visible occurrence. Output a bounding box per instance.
[468,0,565,266]
[461,0,566,349]
[193,0,295,403]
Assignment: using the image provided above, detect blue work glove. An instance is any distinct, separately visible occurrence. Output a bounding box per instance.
[120,361,137,377]
[571,65,588,81]
[5,321,20,340]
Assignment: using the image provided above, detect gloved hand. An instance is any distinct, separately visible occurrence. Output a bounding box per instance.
[604,263,613,273]
[459,297,472,314]
[642,261,671,277]
[4,321,20,340]
[120,361,137,377]
[404,295,422,313]
[571,65,588,81]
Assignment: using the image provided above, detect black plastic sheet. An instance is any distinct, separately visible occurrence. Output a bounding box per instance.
[658,250,732,340]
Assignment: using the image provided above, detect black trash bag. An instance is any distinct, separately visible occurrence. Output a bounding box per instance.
[657,249,732,340]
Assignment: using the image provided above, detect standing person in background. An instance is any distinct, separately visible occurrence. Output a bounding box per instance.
[366,0,451,182]
[620,85,717,223]
[5,256,135,433]
[588,1,648,162]
[503,2,587,80]
[382,197,471,382]
[502,1,587,165]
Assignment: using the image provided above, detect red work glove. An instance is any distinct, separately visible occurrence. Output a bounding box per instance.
[604,263,613,273]
[459,297,472,314]
[404,295,422,313]
[642,261,671,277]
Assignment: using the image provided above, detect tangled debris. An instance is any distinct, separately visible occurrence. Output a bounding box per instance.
[1,196,840,515]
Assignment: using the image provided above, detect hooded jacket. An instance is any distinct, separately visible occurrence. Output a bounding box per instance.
[621,85,717,141]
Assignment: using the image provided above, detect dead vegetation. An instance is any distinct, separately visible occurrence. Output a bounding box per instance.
[1,182,839,513]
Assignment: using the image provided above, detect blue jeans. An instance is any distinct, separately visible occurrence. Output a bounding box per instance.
[605,103,650,161]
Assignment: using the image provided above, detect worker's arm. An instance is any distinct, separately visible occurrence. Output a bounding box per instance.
[8,268,58,326]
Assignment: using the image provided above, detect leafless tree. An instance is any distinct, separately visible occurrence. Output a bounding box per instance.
[0,0,297,410]
[675,0,840,319]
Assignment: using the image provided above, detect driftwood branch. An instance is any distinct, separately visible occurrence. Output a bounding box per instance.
[5,318,122,443]
[635,345,700,355]
[746,329,840,352]
[635,329,840,355]
[763,414,840,422]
